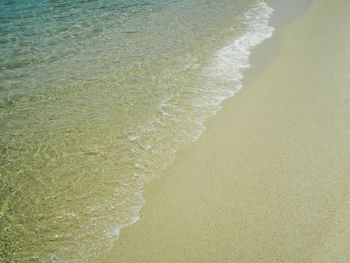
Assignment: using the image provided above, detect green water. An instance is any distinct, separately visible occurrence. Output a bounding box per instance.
[0,0,274,261]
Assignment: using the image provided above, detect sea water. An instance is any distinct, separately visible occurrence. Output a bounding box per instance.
[0,0,273,261]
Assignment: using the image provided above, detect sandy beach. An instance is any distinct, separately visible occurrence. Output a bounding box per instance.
[98,0,350,262]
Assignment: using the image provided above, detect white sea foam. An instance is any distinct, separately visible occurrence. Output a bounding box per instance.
[105,191,144,239]
[187,1,274,141]
[201,1,274,109]
[113,1,275,247]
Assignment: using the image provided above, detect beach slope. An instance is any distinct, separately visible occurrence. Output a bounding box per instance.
[99,0,350,262]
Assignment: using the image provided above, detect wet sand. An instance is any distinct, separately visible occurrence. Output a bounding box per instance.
[98,0,350,262]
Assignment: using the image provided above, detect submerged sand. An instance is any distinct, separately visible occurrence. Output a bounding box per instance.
[98,0,350,262]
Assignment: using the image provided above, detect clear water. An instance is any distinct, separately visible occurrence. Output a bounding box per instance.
[0,0,273,261]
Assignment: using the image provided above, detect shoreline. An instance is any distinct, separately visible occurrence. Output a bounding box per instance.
[97,0,350,262]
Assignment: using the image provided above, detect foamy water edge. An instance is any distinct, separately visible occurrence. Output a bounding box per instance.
[105,0,275,252]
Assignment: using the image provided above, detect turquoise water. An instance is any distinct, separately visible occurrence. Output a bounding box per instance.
[0,0,273,261]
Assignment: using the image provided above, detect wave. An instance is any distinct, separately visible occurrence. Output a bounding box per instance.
[11,1,275,261]
[108,0,274,254]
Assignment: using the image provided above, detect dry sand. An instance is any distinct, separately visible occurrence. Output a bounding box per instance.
[98,0,350,262]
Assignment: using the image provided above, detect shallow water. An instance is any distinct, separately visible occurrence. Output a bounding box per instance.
[0,0,273,261]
